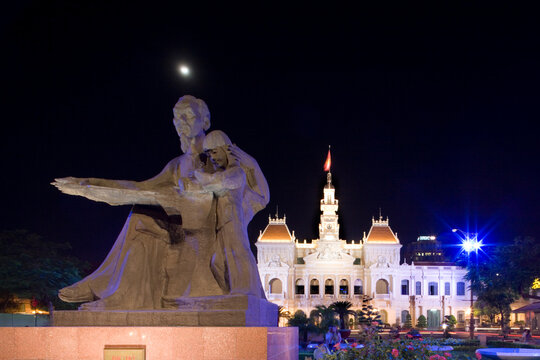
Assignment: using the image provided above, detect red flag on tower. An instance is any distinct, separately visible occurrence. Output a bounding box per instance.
[324,147,331,172]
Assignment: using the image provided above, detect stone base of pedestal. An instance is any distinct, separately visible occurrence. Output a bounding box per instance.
[54,295,278,327]
[0,326,298,360]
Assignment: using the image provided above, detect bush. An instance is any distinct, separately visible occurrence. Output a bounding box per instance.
[327,338,460,360]
[487,341,540,349]
[403,314,413,329]
[417,315,427,329]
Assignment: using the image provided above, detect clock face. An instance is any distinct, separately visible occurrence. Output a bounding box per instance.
[327,224,332,230]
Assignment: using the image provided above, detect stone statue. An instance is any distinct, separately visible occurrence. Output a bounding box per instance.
[194,130,265,297]
[53,95,270,312]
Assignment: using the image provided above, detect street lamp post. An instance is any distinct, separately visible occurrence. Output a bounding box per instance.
[453,228,482,340]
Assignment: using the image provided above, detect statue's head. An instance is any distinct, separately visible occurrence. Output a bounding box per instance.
[173,95,211,140]
[203,130,233,169]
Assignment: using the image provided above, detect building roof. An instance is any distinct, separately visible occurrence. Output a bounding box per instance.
[258,216,294,242]
[364,216,400,244]
[513,302,540,313]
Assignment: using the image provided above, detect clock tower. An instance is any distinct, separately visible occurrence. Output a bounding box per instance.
[319,171,339,241]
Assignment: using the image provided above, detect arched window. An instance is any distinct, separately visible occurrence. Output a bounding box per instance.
[325,279,334,295]
[339,279,348,295]
[428,282,438,295]
[269,278,282,294]
[401,310,410,324]
[310,279,320,295]
[456,282,465,296]
[415,281,422,295]
[401,280,409,295]
[376,279,389,294]
[354,279,363,295]
[296,279,305,295]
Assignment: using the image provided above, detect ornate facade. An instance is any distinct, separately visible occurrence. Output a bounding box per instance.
[256,171,472,328]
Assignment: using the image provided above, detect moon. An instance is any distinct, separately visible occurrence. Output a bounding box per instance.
[179,65,190,76]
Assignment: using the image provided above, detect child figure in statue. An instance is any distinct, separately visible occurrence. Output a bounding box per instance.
[192,130,265,298]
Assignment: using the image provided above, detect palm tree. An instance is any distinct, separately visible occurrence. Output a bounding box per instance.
[330,301,355,330]
[287,310,316,345]
[312,304,338,333]
[277,306,291,326]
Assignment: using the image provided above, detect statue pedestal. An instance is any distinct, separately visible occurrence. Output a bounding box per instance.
[0,326,298,360]
[53,295,278,327]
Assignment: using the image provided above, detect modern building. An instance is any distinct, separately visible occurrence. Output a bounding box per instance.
[256,171,472,328]
[403,235,448,264]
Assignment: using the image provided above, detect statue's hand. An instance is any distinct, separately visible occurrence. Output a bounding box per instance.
[51,177,90,196]
[228,144,256,168]
[193,169,212,185]
[53,177,90,186]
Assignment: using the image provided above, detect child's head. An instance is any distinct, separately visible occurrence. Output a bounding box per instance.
[203,130,233,169]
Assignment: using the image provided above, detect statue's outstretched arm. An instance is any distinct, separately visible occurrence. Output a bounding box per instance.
[52,158,180,204]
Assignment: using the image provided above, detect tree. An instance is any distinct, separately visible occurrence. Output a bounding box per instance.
[475,299,499,326]
[403,313,413,329]
[445,315,457,331]
[0,230,89,313]
[417,315,427,329]
[330,301,355,330]
[464,243,520,333]
[356,295,383,341]
[356,295,381,327]
[277,306,291,326]
[287,310,316,344]
[312,304,338,333]
[443,315,457,338]
[0,289,17,312]
[498,237,540,300]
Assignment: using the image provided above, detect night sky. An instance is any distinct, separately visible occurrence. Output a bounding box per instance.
[2,3,539,265]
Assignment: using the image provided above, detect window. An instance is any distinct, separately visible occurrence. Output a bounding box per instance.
[339,279,348,295]
[354,279,363,295]
[415,281,421,295]
[376,279,389,294]
[401,280,409,295]
[295,279,305,295]
[428,282,438,295]
[269,278,282,294]
[457,282,465,296]
[457,311,465,323]
[310,279,319,295]
[401,310,410,324]
[445,282,451,295]
[325,279,334,295]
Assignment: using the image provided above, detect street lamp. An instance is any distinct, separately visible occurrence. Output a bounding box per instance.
[453,228,482,340]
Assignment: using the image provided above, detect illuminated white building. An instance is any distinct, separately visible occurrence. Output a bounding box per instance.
[256,171,472,328]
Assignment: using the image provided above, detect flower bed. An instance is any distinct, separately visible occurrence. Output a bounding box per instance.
[321,338,474,360]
